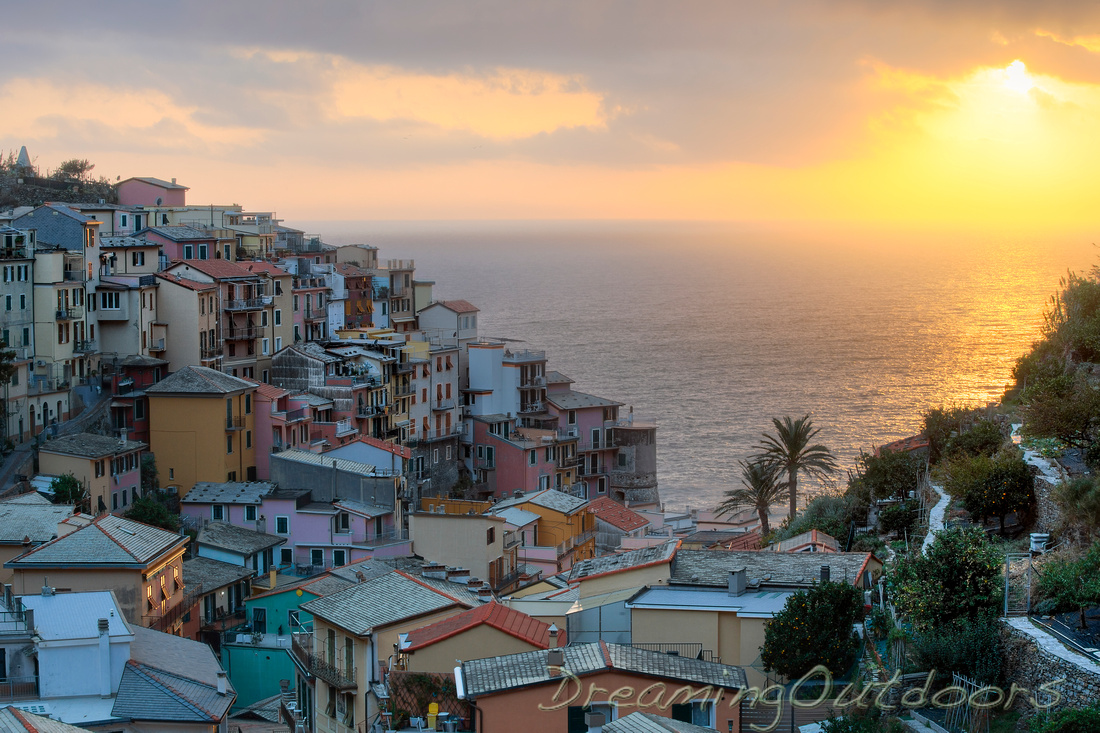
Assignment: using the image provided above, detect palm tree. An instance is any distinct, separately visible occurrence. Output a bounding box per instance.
[753,414,838,520]
[716,460,786,537]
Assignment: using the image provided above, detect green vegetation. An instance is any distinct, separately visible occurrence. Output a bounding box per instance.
[140,454,159,494]
[820,709,905,733]
[775,494,864,542]
[1051,476,1100,543]
[849,447,924,502]
[760,580,863,679]
[888,527,1002,631]
[49,473,86,508]
[124,494,180,532]
[1028,705,1100,733]
[1035,542,1100,630]
[878,500,918,536]
[909,616,1003,685]
[753,414,838,520]
[942,449,1034,533]
[923,405,984,464]
[716,460,785,536]
[945,418,1005,458]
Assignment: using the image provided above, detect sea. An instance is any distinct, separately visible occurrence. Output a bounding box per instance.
[303,220,1094,512]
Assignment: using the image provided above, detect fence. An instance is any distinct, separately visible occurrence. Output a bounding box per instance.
[1004,552,1033,617]
[386,670,469,729]
[942,673,991,733]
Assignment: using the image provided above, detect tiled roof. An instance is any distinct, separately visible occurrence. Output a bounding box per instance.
[338,435,411,460]
[435,299,479,313]
[770,529,839,553]
[326,557,397,584]
[670,550,877,588]
[251,381,289,401]
[6,514,186,568]
[289,341,342,364]
[113,627,233,723]
[289,392,334,406]
[545,371,574,384]
[274,448,375,476]
[491,506,540,528]
[568,541,678,582]
[196,522,286,556]
[0,707,92,733]
[119,354,169,367]
[155,272,217,292]
[460,641,747,698]
[169,259,258,280]
[0,492,52,505]
[545,389,623,411]
[0,502,74,544]
[333,262,368,277]
[180,481,276,505]
[587,496,649,532]
[119,176,189,190]
[876,434,931,456]
[527,489,588,516]
[404,601,562,651]
[144,225,210,241]
[301,570,464,635]
[240,260,289,276]
[12,205,89,250]
[605,712,721,733]
[39,432,145,458]
[332,499,392,518]
[146,365,254,395]
[183,557,255,591]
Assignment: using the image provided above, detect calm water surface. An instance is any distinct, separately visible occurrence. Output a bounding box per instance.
[309,222,1092,511]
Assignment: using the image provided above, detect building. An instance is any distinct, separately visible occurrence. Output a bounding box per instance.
[0,226,36,367]
[154,271,221,372]
[0,497,74,584]
[456,642,746,732]
[409,507,522,593]
[491,489,597,574]
[193,521,285,577]
[115,176,189,207]
[146,365,259,495]
[588,495,651,551]
[4,514,189,628]
[37,432,146,515]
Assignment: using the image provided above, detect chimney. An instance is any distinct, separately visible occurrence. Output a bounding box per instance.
[98,618,112,698]
[465,577,481,590]
[217,670,227,696]
[477,585,493,601]
[547,648,564,677]
[421,563,447,580]
[727,568,746,597]
[446,567,470,582]
[171,178,177,185]
[269,568,277,590]
[585,710,606,733]
[41,577,53,597]
[820,565,830,584]
[548,624,559,649]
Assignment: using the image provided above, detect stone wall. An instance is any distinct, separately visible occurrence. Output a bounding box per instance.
[1030,475,1062,535]
[1000,617,1100,713]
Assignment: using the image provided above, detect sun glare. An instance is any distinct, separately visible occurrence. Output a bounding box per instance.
[1003,60,1034,94]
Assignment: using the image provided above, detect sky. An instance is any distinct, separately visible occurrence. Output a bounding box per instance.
[5,1,1100,230]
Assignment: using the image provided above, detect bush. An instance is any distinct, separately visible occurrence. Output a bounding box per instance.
[1036,543,1100,631]
[777,494,864,542]
[923,405,982,465]
[124,495,180,532]
[942,450,1035,533]
[50,473,86,507]
[878,501,918,536]
[1052,476,1100,542]
[1028,705,1100,733]
[909,616,1004,685]
[821,710,906,733]
[761,581,864,680]
[851,448,924,502]
[945,419,1005,459]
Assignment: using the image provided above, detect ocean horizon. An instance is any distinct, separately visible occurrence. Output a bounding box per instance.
[300,220,1094,512]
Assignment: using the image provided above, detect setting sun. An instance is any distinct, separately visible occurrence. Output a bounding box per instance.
[1003,60,1035,94]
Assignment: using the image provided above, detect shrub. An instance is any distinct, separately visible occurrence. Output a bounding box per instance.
[777,494,864,542]
[942,450,1035,533]
[761,581,864,680]
[909,616,1004,685]
[878,501,918,536]
[50,473,86,507]
[1028,705,1100,733]
[1052,476,1100,542]
[945,419,1005,459]
[1036,543,1100,631]
[852,448,924,502]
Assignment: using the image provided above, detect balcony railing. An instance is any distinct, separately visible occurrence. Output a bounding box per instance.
[474,457,496,470]
[334,419,355,437]
[201,346,223,360]
[556,454,582,470]
[520,375,547,388]
[226,415,245,430]
[394,361,415,374]
[302,306,324,321]
[143,584,203,633]
[290,634,357,690]
[392,382,414,397]
[356,404,383,418]
[0,675,38,702]
[63,269,86,282]
[56,306,83,321]
[148,338,166,353]
[73,339,97,354]
[224,327,260,340]
[406,426,463,446]
[373,286,389,300]
[224,297,270,311]
[283,407,308,423]
[503,348,546,364]
[556,529,597,556]
[431,398,456,411]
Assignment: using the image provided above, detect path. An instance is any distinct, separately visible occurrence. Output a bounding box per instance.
[1011,423,1065,484]
[921,481,950,554]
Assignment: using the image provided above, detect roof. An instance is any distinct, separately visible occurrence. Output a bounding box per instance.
[628,586,794,618]
[545,389,623,411]
[7,515,186,569]
[20,589,131,641]
[332,499,392,518]
[605,712,721,733]
[146,365,254,395]
[770,529,840,553]
[196,522,286,556]
[39,432,145,458]
[119,354,169,367]
[301,570,465,635]
[183,556,255,591]
[876,434,931,456]
[348,435,412,460]
[670,550,877,588]
[251,381,289,401]
[169,259,259,280]
[0,502,74,544]
[155,272,218,292]
[460,641,747,698]
[113,626,234,723]
[289,391,335,406]
[0,707,92,733]
[404,601,561,652]
[143,225,211,241]
[568,541,678,582]
[545,371,574,385]
[0,492,52,505]
[492,506,540,528]
[180,481,276,505]
[284,341,342,364]
[432,299,479,314]
[118,176,189,190]
[587,496,649,532]
[240,261,289,277]
[332,262,368,277]
[274,448,375,475]
[526,489,588,515]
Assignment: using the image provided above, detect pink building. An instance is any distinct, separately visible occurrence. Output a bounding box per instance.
[544,372,622,500]
[469,418,581,500]
[250,382,317,479]
[141,226,219,262]
[116,177,188,207]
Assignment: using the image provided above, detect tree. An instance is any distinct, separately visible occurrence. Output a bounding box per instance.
[753,415,838,520]
[961,450,1035,534]
[888,527,1002,631]
[851,447,923,502]
[49,473,86,508]
[909,616,1004,685]
[945,419,1005,459]
[776,494,863,542]
[54,158,95,181]
[0,336,16,386]
[1020,370,1100,449]
[124,495,180,532]
[716,460,785,537]
[1037,543,1100,631]
[761,580,864,680]
[141,454,159,494]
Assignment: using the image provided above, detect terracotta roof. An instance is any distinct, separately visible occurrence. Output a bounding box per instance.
[169,259,258,280]
[353,435,411,459]
[586,496,649,533]
[875,434,931,456]
[433,299,479,314]
[333,262,368,277]
[156,272,217,292]
[404,601,562,651]
[242,261,290,277]
[769,529,839,553]
[248,380,289,401]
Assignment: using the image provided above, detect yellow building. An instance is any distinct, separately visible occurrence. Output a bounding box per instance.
[491,488,597,573]
[146,365,258,496]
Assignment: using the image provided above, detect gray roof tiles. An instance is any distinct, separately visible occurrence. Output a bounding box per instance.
[0,707,92,733]
[0,502,75,544]
[605,712,721,733]
[20,589,131,641]
[568,541,679,581]
[545,389,623,411]
[670,549,875,588]
[39,432,146,458]
[196,522,286,556]
[527,489,588,515]
[460,642,747,698]
[6,515,185,568]
[146,365,255,395]
[144,225,211,241]
[182,557,255,591]
[180,481,277,505]
[301,571,464,635]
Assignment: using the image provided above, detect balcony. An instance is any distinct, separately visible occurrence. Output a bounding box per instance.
[290,633,357,690]
[55,306,83,321]
[28,377,66,395]
[302,306,325,321]
[73,339,97,354]
[148,338,166,353]
[407,426,463,446]
[356,404,383,418]
[201,346,223,360]
[392,382,414,397]
[0,676,38,702]
[520,375,547,388]
[334,419,355,437]
[226,415,245,431]
[224,297,271,311]
[503,348,546,364]
[579,462,609,477]
[143,585,203,633]
[556,529,597,556]
[63,269,86,282]
[556,453,582,470]
[431,398,456,412]
[282,407,308,423]
[395,361,415,374]
[224,327,260,340]
[474,457,496,470]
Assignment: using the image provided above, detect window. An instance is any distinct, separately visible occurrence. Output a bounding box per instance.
[375,515,383,536]
[288,608,300,628]
[275,336,282,351]
[433,449,439,464]
[112,494,118,510]
[244,394,252,414]
[223,244,231,260]
[168,468,174,480]
[487,527,495,545]
[226,435,233,454]
[245,505,257,522]
[4,295,9,311]
[19,294,25,310]
[135,399,145,420]
[336,512,350,533]
[246,431,252,448]
[310,549,323,566]
[131,251,145,267]
[568,410,576,425]
[529,450,537,466]
[212,505,225,521]
[121,213,128,227]
[262,337,269,355]
[162,213,169,225]
[198,244,208,259]
[100,292,120,309]
[274,309,282,326]
[281,548,293,566]
[122,489,128,506]
[598,477,607,494]
[183,244,193,259]
[445,445,452,460]
[275,516,289,534]
[261,310,269,327]
[332,549,346,567]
